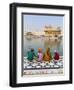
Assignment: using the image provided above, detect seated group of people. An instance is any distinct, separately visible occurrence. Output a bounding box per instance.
[27,48,60,64]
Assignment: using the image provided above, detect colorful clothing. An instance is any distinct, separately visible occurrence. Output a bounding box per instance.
[43,48,52,62]
[54,52,60,60]
[38,52,43,62]
[54,52,60,64]
[27,51,35,61]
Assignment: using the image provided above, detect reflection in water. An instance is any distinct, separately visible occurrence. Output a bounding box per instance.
[23,36,63,57]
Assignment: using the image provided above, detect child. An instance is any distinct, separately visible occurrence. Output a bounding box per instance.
[38,48,43,62]
[54,50,60,64]
[27,48,36,62]
[43,48,52,62]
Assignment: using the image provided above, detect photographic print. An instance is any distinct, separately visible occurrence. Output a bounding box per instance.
[10,3,72,87]
[22,14,64,76]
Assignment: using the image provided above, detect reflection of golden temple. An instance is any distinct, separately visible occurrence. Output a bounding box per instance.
[44,26,62,38]
[26,32,34,35]
[44,39,62,49]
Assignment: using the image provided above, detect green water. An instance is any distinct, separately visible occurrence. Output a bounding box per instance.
[23,36,63,57]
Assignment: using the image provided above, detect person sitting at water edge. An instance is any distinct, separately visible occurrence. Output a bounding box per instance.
[27,48,36,62]
[43,48,52,62]
[37,48,43,62]
[54,50,60,64]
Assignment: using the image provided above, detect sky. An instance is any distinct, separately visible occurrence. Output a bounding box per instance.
[23,14,64,32]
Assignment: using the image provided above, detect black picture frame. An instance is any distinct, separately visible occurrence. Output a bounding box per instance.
[10,3,72,87]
